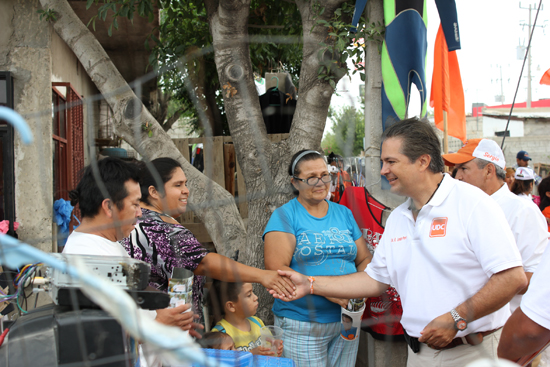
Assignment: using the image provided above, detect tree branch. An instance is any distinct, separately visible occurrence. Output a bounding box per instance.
[41,0,247,257]
[162,109,184,132]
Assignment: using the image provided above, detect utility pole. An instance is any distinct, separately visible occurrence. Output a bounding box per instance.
[528,4,532,108]
[519,2,545,108]
[500,66,505,103]
[363,0,404,209]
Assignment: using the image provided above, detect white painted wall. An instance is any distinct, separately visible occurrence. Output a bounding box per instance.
[482,116,524,137]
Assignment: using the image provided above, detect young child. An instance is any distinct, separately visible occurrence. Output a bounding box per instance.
[199,332,235,350]
[210,281,283,356]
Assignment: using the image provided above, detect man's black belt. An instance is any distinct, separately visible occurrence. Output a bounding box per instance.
[404,328,501,353]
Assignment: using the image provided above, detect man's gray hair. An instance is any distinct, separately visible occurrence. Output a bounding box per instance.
[473,158,506,181]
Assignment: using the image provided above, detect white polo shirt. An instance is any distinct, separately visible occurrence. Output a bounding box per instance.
[366,174,523,338]
[63,231,130,257]
[491,183,549,312]
[521,244,550,330]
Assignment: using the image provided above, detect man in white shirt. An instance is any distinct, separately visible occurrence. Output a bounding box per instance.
[442,139,548,313]
[272,118,527,367]
[63,157,196,331]
[498,245,550,363]
[63,157,142,256]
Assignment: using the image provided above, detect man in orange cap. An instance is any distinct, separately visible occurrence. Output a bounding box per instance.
[443,139,548,314]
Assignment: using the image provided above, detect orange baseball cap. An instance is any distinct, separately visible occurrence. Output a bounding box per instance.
[442,139,506,169]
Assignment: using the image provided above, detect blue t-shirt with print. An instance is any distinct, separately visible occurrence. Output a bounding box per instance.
[263,198,362,323]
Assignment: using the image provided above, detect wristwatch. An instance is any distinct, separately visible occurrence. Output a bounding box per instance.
[450,309,467,331]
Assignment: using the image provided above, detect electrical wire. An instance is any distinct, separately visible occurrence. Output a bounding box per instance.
[0,263,42,314]
[500,0,543,148]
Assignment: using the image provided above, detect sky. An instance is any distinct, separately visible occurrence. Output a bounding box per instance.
[327,0,550,135]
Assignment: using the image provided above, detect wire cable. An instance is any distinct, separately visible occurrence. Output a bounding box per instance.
[501,0,543,148]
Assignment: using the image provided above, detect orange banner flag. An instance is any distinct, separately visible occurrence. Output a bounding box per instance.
[430,25,466,143]
[541,68,550,85]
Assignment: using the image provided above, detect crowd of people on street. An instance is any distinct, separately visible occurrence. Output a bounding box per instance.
[61,118,550,367]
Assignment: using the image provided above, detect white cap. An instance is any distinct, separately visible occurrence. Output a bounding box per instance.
[471,139,506,169]
[442,139,506,169]
[514,167,535,180]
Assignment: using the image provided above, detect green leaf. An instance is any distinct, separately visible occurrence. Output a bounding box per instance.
[108,23,113,37]
[113,17,119,29]
[329,79,336,89]
[139,1,145,15]
[148,130,153,138]
[86,0,94,10]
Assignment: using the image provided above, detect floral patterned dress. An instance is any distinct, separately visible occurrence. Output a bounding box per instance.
[121,208,208,319]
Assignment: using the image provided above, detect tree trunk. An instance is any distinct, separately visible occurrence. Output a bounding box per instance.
[40,0,247,258]
[205,0,348,321]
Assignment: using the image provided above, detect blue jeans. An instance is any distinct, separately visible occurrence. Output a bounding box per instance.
[275,315,360,367]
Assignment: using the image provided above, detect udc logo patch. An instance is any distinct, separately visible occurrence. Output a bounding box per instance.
[429,217,448,238]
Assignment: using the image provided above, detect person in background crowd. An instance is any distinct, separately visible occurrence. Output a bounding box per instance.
[505,167,515,190]
[272,119,526,367]
[442,139,548,313]
[515,150,531,168]
[538,176,550,232]
[515,150,542,185]
[264,149,371,367]
[511,167,536,201]
[327,153,352,202]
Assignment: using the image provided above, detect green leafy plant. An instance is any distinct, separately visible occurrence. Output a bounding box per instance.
[313,1,384,88]
[142,121,153,137]
[322,103,365,157]
[37,8,58,22]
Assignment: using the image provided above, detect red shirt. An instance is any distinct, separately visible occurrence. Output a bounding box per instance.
[339,187,404,339]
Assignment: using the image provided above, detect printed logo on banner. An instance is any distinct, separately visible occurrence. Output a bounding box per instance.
[429,217,448,238]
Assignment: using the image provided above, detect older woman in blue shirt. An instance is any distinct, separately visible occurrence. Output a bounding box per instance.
[263,150,371,367]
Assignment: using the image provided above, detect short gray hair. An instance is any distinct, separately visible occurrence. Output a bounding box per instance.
[473,158,506,181]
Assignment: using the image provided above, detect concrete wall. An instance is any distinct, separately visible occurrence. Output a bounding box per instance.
[0,0,54,252]
[483,116,523,137]
[524,118,550,136]
[487,135,550,167]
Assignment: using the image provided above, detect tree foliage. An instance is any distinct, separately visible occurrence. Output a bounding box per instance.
[83,0,381,137]
[149,0,304,136]
[322,103,365,157]
[63,0,384,320]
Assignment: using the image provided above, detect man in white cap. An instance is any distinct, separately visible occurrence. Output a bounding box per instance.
[442,139,548,313]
